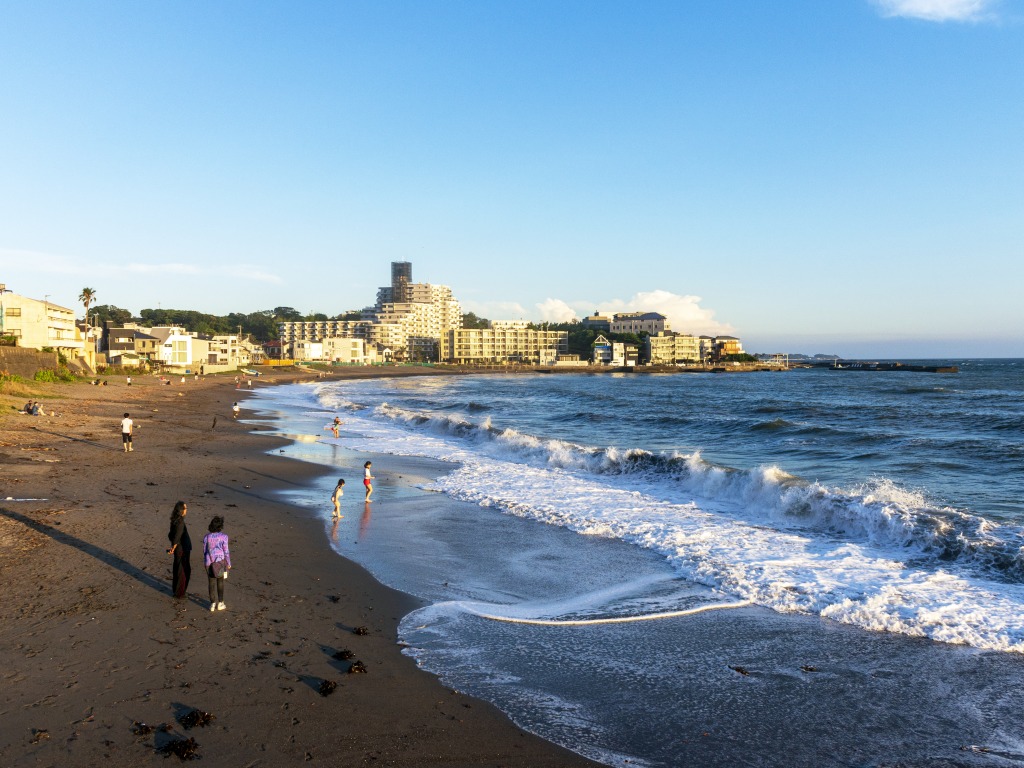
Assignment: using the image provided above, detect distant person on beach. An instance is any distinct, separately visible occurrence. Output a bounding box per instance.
[325,416,342,438]
[121,412,134,452]
[167,501,192,599]
[203,516,231,611]
[126,376,132,386]
[23,400,34,414]
[363,461,374,502]
[331,479,345,518]
[232,402,240,419]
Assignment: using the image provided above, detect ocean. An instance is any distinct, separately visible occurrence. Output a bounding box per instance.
[257,359,1024,767]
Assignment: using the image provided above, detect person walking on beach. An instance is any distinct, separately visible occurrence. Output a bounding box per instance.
[325,416,342,438]
[167,501,192,599]
[363,461,374,502]
[331,478,345,518]
[232,402,240,419]
[120,412,134,452]
[203,516,231,611]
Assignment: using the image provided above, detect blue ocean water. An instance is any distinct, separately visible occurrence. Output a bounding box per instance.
[259,360,1024,767]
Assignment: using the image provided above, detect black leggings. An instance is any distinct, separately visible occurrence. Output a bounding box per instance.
[208,568,225,603]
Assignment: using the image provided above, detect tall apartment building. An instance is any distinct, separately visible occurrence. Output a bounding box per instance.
[448,321,567,365]
[277,262,462,362]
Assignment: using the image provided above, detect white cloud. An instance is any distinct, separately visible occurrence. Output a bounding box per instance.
[532,290,733,335]
[460,300,530,320]
[535,298,578,323]
[870,0,997,21]
[590,290,734,336]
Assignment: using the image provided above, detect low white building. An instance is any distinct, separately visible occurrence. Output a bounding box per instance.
[324,336,374,365]
[149,326,196,367]
[291,340,324,361]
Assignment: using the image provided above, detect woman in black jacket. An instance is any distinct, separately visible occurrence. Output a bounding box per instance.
[167,501,192,599]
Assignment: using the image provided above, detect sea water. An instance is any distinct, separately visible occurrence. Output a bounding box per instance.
[258,360,1024,767]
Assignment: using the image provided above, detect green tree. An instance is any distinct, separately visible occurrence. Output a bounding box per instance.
[91,304,134,325]
[461,312,490,329]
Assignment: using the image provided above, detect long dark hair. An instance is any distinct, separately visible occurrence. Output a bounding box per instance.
[170,501,187,524]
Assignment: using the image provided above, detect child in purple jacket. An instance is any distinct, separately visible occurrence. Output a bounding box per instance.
[203,516,232,611]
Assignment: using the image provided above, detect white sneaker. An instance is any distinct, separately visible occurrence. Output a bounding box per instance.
[217,602,226,611]
[209,603,216,612]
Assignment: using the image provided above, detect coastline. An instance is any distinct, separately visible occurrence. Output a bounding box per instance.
[0,370,600,767]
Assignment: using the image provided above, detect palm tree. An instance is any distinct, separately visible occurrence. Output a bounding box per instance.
[79,287,96,321]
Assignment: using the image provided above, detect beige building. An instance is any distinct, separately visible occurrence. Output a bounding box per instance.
[646,331,702,365]
[610,312,669,335]
[0,289,84,361]
[448,321,567,365]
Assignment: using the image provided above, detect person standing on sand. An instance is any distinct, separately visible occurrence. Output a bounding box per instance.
[203,516,231,611]
[120,412,134,452]
[167,501,192,599]
[232,402,240,419]
[331,478,345,518]
[363,461,374,502]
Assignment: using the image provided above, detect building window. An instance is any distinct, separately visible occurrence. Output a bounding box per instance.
[6,307,21,317]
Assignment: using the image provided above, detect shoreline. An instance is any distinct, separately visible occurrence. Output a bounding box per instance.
[0,370,600,766]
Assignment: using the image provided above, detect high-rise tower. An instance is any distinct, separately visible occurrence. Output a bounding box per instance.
[391,261,412,303]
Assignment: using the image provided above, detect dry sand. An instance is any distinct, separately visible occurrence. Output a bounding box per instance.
[0,370,600,767]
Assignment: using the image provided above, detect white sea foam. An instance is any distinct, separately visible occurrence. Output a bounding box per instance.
[310,381,1024,653]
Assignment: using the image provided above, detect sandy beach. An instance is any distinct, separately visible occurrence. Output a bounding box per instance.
[0,369,600,767]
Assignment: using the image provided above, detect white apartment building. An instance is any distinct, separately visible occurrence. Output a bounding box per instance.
[277,319,366,345]
[448,321,567,365]
[149,326,196,366]
[646,331,702,365]
[323,336,374,365]
[0,289,84,360]
[610,312,669,335]
[291,340,324,361]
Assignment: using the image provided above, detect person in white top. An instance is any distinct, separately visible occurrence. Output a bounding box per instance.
[121,413,134,452]
[363,461,374,502]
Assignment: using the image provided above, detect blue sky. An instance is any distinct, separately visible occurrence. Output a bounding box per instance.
[1,0,1021,356]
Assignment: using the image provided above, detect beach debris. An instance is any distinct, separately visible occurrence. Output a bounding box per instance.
[728,665,750,676]
[318,679,338,696]
[146,481,157,486]
[157,736,199,760]
[304,752,314,761]
[30,728,49,744]
[132,721,154,736]
[800,665,819,673]
[352,626,369,636]
[179,709,215,729]
[211,417,217,430]
[348,660,368,674]
[327,595,340,603]
[333,649,354,660]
